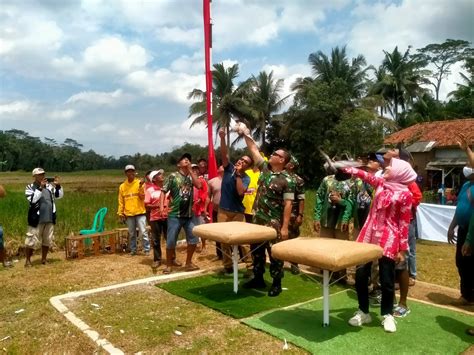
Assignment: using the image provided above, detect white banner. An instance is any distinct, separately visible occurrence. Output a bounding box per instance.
[416,203,456,243]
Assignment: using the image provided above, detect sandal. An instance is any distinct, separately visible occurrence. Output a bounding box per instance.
[184,263,200,272]
[393,304,411,318]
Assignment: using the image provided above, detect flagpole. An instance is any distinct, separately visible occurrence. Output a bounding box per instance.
[203,0,217,179]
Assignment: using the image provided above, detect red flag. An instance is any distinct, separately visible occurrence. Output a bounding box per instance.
[203,0,217,180]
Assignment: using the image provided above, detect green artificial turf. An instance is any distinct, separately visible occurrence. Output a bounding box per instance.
[243,289,474,354]
[158,270,345,319]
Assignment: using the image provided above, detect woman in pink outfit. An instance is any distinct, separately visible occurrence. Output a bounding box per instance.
[344,158,416,333]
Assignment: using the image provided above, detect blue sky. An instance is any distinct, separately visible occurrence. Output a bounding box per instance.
[0,0,472,157]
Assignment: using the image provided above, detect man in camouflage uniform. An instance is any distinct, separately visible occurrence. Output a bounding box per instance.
[313,170,353,239]
[242,134,295,297]
[286,156,305,274]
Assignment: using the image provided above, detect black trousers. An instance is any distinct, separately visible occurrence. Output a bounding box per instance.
[456,226,474,302]
[356,256,395,315]
[150,219,167,262]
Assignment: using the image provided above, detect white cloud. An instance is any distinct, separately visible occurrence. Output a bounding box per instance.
[170,52,204,75]
[82,37,151,76]
[48,109,76,121]
[124,69,204,104]
[155,27,202,48]
[66,89,129,106]
[0,100,34,115]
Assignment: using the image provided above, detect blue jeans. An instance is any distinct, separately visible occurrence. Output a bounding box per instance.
[126,214,150,253]
[166,217,198,249]
[407,218,417,279]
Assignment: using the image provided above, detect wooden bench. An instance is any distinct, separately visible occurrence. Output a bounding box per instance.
[65,230,119,259]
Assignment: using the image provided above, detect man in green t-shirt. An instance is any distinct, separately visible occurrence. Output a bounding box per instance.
[160,153,202,274]
[241,134,295,297]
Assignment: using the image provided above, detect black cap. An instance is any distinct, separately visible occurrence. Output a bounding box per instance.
[178,153,192,162]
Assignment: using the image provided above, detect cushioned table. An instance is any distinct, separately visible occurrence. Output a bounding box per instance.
[193,222,277,293]
[272,237,383,326]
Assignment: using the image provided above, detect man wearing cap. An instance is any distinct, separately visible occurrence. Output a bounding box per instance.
[24,168,64,267]
[285,156,305,274]
[118,165,150,256]
[160,153,202,273]
[144,169,169,268]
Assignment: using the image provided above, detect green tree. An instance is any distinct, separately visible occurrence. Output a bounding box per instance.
[370,46,429,125]
[188,63,252,145]
[308,45,368,99]
[414,39,472,101]
[245,70,289,150]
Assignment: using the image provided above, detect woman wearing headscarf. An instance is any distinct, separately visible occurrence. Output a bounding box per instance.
[341,158,416,333]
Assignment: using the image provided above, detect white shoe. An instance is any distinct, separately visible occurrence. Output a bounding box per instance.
[348,310,372,326]
[382,314,397,333]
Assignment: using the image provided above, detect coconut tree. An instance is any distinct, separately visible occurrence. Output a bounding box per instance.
[370,46,430,124]
[188,63,252,145]
[308,45,368,99]
[245,70,290,149]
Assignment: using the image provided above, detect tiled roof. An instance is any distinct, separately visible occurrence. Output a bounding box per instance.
[384,119,474,147]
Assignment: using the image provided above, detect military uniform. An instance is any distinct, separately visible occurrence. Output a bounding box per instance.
[251,161,295,281]
[288,172,305,239]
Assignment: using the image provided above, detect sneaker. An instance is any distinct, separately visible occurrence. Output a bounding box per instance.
[130,251,136,256]
[408,277,416,287]
[348,310,372,327]
[382,314,397,333]
[172,260,182,267]
[369,290,382,306]
[162,266,172,274]
[3,261,13,268]
[242,277,267,289]
[144,251,150,256]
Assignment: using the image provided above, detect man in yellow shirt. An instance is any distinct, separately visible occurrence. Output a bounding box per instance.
[118,165,150,255]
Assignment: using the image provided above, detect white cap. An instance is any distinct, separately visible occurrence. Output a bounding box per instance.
[191,164,198,168]
[32,167,45,176]
[149,170,164,181]
[124,164,135,171]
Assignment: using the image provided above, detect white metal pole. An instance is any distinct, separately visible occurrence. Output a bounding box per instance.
[233,245,239,293]
[323,269,330,326]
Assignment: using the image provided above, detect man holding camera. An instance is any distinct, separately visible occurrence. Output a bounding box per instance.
[24,168,64,267]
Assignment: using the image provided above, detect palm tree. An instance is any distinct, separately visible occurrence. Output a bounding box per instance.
[370,46,430,123]
[308,45,368,99]
[188,63,252,145]
[246,71,289,149]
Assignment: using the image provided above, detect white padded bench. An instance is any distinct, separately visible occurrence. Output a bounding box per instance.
[193,221,277,293]
[272,237,383,326]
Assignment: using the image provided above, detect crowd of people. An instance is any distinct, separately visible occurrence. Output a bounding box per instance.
[0,131,472,336]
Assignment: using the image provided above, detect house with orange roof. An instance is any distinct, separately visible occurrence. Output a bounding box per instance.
[383,119,474,193]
